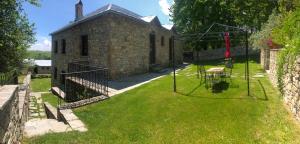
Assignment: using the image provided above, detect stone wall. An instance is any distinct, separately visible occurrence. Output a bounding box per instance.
[260,48,270,70]
[0,85,20,144]
[281,57,300,120]
[265,48,300,121]
[0,74,31,143]
[193,46,258,61]
[52,12,183,83]
[268,49,281,86]
[51,14,110,86]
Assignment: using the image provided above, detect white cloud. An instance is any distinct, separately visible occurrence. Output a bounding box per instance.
[159,0,172,16]
[30,36,51,51]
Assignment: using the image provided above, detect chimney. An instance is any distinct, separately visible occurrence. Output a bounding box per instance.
[75,0,83,21]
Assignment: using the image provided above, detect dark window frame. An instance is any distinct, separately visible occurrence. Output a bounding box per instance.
[161,36,165,46]
[54,40,58,53]
[60,70,66,85]
[81,35,88,56]
[61,39,66,54]
[54,67,57,79]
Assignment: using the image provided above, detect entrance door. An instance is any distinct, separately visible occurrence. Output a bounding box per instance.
[149,34,156,64]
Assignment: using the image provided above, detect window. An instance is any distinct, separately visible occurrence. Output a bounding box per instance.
[169,37,173,60]
[60,70,66,85]
[161,36,165,46]
[61,39,66,54]
[54,67,57,79]
[54,41,58,53]
[81,35,88,56]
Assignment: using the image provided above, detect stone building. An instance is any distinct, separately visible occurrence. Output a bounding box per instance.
[33,60,51,75]
[51,1,183,86]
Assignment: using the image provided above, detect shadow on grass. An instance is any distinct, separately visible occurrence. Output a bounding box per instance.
[212,81,229,93]
[255,79,268,101]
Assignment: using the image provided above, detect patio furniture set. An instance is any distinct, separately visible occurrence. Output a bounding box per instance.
[198,59,233,89]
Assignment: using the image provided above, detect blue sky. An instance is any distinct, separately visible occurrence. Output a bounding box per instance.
[24,0,174,51]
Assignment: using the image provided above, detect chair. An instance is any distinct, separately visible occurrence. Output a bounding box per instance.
[199,65,212,88]
[221,59,233,81]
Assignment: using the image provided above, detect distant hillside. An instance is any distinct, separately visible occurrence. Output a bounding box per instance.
[27,50,51,60]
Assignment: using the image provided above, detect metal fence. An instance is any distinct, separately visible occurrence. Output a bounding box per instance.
[59,62,109,102]
[0,69,18,86]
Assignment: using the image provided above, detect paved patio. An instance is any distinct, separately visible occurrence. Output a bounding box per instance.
[107,64,188,96]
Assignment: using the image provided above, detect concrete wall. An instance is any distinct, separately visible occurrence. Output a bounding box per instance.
[193,46,258,61]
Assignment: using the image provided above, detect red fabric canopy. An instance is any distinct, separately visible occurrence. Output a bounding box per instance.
[224,32,231,58]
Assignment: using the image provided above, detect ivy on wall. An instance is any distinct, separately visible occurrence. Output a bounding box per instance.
[273,8,300,93]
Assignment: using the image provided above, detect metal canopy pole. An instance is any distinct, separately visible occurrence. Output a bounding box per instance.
[245,30,250,96]
[172,36,176,92]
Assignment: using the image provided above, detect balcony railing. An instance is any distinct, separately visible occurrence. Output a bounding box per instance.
[59,62,109,103]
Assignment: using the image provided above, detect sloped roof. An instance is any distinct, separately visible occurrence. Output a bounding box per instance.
[51,4,173,35]
[141,16,156,22]
[162,24,174,30]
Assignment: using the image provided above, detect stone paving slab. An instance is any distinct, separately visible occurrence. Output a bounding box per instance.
[24,119,72,138]
[59,109,88,132]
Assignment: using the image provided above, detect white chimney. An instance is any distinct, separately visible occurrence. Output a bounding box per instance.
[75,0,83,21]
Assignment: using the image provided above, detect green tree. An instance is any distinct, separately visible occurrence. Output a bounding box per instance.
[171,0,277,51]
[0,0,39,72]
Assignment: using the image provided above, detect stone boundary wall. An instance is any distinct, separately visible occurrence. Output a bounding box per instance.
[59,95,109,110]
[267,49,281,86]
[0,74,31,143]
[0,85,20,144]
[194,46,258,61]
[266,48,300,121]
[260,48,270,70]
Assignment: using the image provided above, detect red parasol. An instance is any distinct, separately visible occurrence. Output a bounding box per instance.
[224,32,231,58]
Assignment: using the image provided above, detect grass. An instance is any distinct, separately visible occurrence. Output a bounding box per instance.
[24,57,300,143]
[31,78,51,92]
[41,93,59,107]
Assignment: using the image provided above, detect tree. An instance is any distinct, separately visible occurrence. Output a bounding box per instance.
[0,0,39,72]
[171,0,277,51]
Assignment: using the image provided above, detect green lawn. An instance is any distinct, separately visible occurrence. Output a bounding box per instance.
[25,57,300,143]
[41,93,59,107]
[31,78,51,92]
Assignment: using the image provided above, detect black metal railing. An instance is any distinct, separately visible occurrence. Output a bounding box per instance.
[59,62,109,102]
[0,69,18,86]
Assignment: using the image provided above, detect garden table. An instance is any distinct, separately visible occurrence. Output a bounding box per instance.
[206,67,225,86]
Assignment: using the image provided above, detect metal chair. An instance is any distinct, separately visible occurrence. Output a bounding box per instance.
[199,65,212,88]
[221,59,233,81]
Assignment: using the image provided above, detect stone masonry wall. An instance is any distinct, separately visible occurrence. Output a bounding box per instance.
[268,49,281,86]
[281,57,300,120]
[266,48,300,121]
[51,15,110,86]
[0,85,20,144]
[52,12,184,82]
[108,13,150,79]
[260,48,270,70]
[0,74,31,144]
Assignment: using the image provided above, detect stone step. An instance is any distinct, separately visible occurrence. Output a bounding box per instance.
[51,87,65,99]
[44,102,58,119]
[24,118,72,138]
